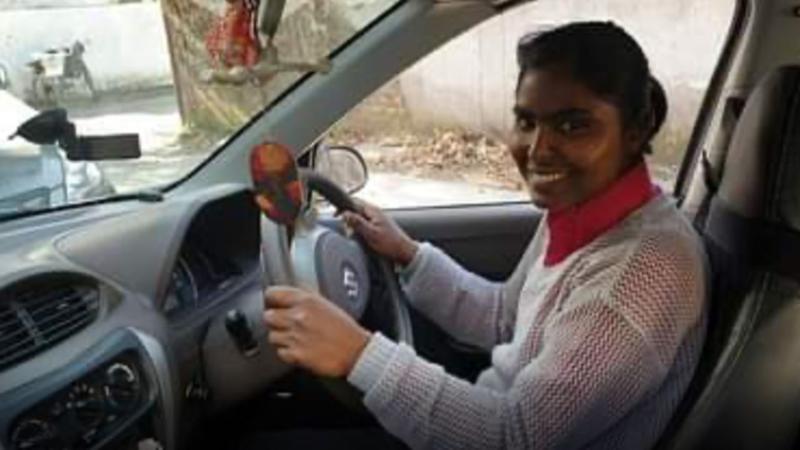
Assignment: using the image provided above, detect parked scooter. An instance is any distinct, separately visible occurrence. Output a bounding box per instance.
[27,41,96,106]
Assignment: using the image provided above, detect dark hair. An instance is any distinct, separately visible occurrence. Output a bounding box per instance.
[516,21,667,154]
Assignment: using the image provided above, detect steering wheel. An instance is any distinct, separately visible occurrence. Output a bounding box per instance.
[260,169,414,346]
[301,170,414,344]
[259,169,414,411]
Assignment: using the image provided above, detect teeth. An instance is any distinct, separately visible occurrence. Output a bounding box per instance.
[533,172,565,182]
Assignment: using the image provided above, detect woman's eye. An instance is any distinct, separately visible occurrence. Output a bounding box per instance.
[557,119,588,135]
[516,117,536,132]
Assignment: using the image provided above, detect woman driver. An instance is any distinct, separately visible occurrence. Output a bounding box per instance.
[262,22,708,449]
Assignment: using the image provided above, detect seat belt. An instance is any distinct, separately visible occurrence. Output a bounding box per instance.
[694,95,747,227]
[693,150,722,229]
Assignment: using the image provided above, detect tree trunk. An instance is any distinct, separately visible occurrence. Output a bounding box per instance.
[159,0,355,137]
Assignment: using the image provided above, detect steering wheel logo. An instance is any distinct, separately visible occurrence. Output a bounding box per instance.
[342,265,359,302]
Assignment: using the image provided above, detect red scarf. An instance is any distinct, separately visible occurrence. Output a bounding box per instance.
[545,162,658,267]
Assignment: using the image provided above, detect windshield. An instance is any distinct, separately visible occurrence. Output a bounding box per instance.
[0,0,398,218]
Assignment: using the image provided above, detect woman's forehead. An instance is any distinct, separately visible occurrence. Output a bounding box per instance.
[516,70,607,116]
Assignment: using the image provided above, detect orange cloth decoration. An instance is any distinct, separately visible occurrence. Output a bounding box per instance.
[205,0,262,68]
[250,142,303,225]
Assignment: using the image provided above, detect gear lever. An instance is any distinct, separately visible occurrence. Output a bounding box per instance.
[225,309,260,358]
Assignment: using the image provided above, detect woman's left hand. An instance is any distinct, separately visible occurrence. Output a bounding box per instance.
[263,286,371,378]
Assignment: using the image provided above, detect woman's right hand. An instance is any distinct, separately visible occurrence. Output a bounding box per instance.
[341,200,419,267]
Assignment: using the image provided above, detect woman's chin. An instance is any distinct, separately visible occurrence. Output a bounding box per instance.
[527,178,571,211]
[528,190,573,212]
[528,191,555,210]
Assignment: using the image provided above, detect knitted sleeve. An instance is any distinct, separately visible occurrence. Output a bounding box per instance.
[399,225,546,350]
[349,232,706,450]
[399,243,519,350]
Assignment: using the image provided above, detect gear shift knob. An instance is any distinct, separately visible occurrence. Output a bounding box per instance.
[225,309,260,358]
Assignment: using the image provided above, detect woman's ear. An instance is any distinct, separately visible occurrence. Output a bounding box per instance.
[623,127,647,157]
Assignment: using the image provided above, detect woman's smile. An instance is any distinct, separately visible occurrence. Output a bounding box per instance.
[529,169,569,189]
[530,166,568,179]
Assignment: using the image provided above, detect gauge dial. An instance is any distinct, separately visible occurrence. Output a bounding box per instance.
[67,382,105,431]
[10,419,58,450]
[104,362,141,411]
[164,256,198,315]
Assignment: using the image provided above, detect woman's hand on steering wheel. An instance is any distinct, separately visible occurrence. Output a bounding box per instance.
[341,199,419,267]
[264,286,372,378]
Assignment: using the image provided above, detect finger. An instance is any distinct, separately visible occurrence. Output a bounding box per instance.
[342,209,370,224]
[263,309,292,330]
[358,200,382,220]
[340,211,358,227]
[264,286,304,309]
[348,198,373,219]
[344,213,377,238]
[351,197,368,214]
[288,308,309,329]
[276,347,300,366]
[343,212,368,229]
[267,330,292,348]
[352,197,378,213]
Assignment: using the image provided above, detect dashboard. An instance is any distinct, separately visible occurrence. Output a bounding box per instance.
[2,332,158,450]
[0,184,291,450]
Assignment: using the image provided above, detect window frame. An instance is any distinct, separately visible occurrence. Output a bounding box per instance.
[673,0,749,201]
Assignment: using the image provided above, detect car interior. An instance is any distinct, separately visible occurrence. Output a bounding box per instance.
[2,0,800,449]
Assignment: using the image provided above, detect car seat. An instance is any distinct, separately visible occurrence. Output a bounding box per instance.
[659,65,800,449]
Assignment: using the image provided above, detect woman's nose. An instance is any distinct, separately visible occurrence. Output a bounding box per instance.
[527,127,556,163]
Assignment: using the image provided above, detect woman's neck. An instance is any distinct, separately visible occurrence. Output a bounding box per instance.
[544,161,658,267]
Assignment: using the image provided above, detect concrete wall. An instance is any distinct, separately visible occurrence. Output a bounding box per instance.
[398,0,736,161]
[0,0,157,10]
[0,0,114,8]
[0,2,172,99]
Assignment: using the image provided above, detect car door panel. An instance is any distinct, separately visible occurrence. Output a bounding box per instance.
[390,202,541,281]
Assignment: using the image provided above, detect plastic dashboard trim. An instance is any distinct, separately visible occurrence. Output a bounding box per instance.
[0,328,167,450]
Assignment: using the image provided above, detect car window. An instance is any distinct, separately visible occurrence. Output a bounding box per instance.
[327,0,736,209]
[0,0,400,219]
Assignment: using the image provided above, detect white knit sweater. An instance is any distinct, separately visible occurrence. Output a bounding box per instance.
[347,194,708,450]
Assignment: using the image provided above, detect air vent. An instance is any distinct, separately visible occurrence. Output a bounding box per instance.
[0,303,32,370]
[0,278,99,372]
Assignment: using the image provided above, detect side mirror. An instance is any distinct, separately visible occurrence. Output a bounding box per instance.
[315,145,368,195]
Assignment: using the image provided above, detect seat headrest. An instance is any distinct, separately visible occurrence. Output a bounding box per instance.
[718,66,800,229]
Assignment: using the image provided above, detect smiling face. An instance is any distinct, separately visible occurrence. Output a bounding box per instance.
[509,67,643,211]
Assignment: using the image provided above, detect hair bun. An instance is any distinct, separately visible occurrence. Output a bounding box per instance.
[648,76,668,137]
